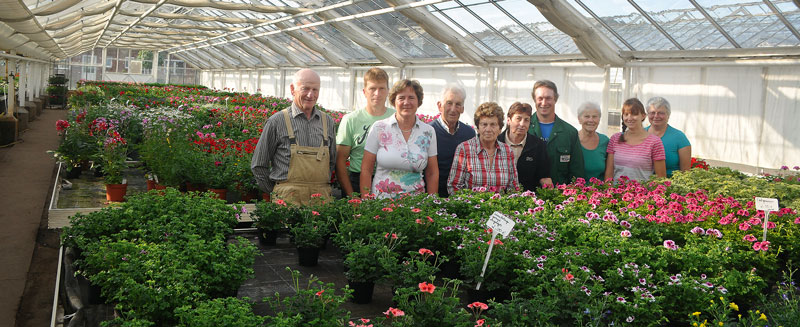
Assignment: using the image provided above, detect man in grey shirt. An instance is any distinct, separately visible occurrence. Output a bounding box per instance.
[250,69,336,205]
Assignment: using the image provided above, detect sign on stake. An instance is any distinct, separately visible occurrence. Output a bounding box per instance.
[476,211,515,290]
[755,197,779,242]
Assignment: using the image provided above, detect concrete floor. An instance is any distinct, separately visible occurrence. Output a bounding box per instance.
[0,107,65,327]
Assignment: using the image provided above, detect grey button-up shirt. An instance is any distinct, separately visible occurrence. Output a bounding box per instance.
[250,103,336,193]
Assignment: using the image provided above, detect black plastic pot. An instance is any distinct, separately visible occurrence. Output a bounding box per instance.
[258,229,279,246]
[467,287,511,304]
[297,246,321,266]
[348,281,375,304]
[65,167,82,179]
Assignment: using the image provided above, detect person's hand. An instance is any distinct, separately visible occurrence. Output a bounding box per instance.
[540,178,554,188]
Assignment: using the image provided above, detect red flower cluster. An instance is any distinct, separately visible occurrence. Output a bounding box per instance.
[418,282,436,294]
[690,157,710,170]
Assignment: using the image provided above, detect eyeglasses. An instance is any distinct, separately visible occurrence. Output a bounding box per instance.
[648,111,667,117]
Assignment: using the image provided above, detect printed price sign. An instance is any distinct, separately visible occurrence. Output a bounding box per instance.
[477,212,515,291]
[486,211,515,238]
[755,197,779,242]
[755,197,779,212]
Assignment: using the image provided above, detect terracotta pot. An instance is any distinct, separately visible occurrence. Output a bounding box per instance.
[241,191,258,203]
[186,182,206,192]
[261,193,270,202]
[105,183,128,202]
[146,179,156,191]
[208,188,227,201]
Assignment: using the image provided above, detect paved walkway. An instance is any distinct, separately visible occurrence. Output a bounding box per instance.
[0,106,64,327]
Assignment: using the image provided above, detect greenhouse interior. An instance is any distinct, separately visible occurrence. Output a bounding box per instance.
[1,0,799,326]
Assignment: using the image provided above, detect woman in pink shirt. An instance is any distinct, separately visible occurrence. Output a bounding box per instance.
[605,98,666,181]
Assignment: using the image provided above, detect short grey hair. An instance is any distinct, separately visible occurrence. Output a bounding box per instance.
[577,101,601,117]
[646,96,671,115]
[440,84,466,103]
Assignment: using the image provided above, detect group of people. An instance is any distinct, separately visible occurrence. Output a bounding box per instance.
[251,68,691,205]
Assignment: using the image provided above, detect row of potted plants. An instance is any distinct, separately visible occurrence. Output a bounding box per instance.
[53,81,443,202]
[61,189,259,326]
[246,166,800,326]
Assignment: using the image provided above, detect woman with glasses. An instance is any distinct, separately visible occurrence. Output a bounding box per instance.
[644,97,691,177]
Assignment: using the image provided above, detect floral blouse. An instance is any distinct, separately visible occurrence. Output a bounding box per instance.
[364,114,437,199]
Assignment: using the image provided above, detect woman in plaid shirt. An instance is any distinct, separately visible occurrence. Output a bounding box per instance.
[447,102,520,194]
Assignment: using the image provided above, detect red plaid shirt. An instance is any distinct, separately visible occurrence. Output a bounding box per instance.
[447,137,520,194]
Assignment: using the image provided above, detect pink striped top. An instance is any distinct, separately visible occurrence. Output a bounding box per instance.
[607,133,665,181]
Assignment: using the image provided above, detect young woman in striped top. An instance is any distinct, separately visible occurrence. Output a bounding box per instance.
[604,98,666,181]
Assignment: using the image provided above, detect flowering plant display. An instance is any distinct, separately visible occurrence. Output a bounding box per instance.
[342,236,400,283]
[289,208,331,248]
[96,128,128,184]
[263,267,352,326]
[252,198,293,231]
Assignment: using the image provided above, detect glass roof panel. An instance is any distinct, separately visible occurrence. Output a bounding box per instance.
[567,0,677,51]
[695,0,800,48]
[495,0,580,54]
[242,40,289,64]
[333,0,453,59]
[633,1,732,49]
[271,32,326,63]
[292,16,376,60]
[430,4,523,56]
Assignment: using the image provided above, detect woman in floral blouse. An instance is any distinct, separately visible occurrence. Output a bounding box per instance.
[360,79,439,199]
[448,102,519,194]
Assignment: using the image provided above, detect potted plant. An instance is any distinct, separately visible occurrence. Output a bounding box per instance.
[97,129,128,202]
[264,268,352,326]
[342,238,399,304]
[175,297,264,327]
[252,199,293,245]
[289,209,330,266]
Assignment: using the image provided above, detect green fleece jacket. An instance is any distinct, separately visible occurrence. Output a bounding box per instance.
[528,114,585,185]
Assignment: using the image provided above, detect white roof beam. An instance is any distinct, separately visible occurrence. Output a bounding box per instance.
[124,10,268,25]
[134,20,239,31]
[527,0,626,66]
[104,0,169,48]
[229,40,279,68]
[317,10,403,67]
[215,45,256,68]
[172,52,208,69]
[195,46,238,68]
[180,50,219,69]
[688,0,740,48]
[31,0,82,16]
[92,0,127,50]
[42,2,116,30]
[274,20,348,67]
[127,0,308,15]
[166,0,364,53]
[111,26,223,37]
[761,0,800,42]
[384,0,486,67]
[250,34,306,67]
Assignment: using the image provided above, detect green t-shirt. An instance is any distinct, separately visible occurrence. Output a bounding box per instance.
[580,133,610,180]
[335,107,395,173]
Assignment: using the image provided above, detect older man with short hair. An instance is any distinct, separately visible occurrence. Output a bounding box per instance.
[251,68,336,205]
[429,84,475,197]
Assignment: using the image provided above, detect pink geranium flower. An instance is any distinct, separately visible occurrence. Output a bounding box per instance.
[663,240,678,250]
[743,234,757,242]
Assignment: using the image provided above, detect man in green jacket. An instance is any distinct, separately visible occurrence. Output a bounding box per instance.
[527,80,585,185]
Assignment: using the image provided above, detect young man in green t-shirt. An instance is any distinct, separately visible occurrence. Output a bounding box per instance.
[335,67,395,196]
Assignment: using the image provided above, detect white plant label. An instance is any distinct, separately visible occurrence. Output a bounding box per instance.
[755,197,779,242]
[486,211,515,238]
[477,212,515,290]
[755,197,779,212]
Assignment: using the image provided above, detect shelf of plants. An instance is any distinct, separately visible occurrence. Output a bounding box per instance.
[53,82,800,326]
